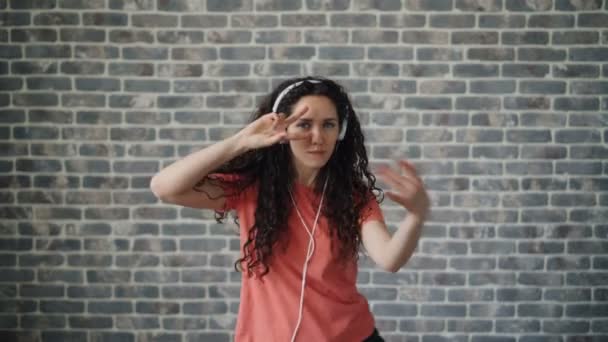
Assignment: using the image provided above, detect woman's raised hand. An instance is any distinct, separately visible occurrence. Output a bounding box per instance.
[377,160,430,222]
[235,105,310,150]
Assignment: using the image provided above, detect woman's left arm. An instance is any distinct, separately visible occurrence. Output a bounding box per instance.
[361,160,430,273]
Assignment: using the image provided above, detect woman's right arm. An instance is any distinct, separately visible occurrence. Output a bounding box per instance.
[149,107,309,210]
[149,133,249,210]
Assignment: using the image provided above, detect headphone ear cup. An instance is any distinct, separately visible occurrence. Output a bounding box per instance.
[338,105,349,141]
[338,119,347,140]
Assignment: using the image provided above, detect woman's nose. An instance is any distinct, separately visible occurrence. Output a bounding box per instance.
[310,127,324,144]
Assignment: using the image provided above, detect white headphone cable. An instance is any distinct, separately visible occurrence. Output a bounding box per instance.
[288,175,329,342]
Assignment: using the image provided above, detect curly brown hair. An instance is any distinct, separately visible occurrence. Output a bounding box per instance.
[200,76,383,278]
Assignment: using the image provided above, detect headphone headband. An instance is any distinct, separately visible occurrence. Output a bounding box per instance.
[271,79,348,141]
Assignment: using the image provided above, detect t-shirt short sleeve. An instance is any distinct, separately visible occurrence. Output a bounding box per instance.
[358,193,385,227]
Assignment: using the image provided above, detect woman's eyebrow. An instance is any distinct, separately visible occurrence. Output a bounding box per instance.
[297,118,338,122]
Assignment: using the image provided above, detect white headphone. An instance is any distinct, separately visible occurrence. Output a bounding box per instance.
[272,79,349,141]
[287,175,329,342]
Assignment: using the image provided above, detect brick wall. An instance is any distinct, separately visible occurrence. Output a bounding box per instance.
[1,0,607,341]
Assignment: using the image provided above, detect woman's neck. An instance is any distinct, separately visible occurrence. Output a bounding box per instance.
[295,168,319,187]
[291,160,319,187]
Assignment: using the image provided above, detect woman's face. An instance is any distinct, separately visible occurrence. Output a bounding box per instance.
[286,95,340,177]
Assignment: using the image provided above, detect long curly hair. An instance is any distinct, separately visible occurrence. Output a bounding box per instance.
[202,76,383,278]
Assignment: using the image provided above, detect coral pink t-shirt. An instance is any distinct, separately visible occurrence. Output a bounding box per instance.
[217,176,385,342]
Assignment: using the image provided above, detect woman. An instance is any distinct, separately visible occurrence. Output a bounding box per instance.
[150,76,430,341]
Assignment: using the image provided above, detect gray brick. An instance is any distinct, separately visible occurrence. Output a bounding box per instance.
[75,45,118,59]
[453,31,498,44]
[319,46,363,60]
[256,0,301,10]
[75,78,119,92]
[454,64,499,77]
[183,14,228,28]
[124,47,168,60]
[404,0,452,10]
[566,304,608,318]
[521,145,567,159]
[570,47,608,61]
[268,46,315,60]
[502,64,549,77]
[530,14,575,28]
[305,0,349,10]
[40,300,84,313]
[11,28,57,42]
[457,161,502,175]
[109,0,154,10]
[571,81,608,95]
[403,31,449,45]
[519,47,566,61]
[504,96,550,110]
[124,80,169,93]
[114,285,158,298]
[355,0,402,10]
[553,64,599,78]
[219,46,264,60]
[109,62,153,76]
[19,284,62,298]
[131,14,177,28]
[420,81,465,94]
[479,14,526,28]
[405,97,451,110]
[186,333,229,342]
[554,97,599,111]
[59,0,104,9]
[256,31,301,44]
[375,303,417,316]
[135,302,178,315]
[502,31,548,45]
[61,61,104,75]
[506,0,552,11]
[521,81,566,94]
[330,13,376,27]
[109,30,154,44]
[353,30,399,44]
[448,320,493,332]
[34,12,77,25]
[553,31,598,44]
[556,0,602,10]
[496,319,539,332]
[468,47,514,61]
[82,13,127,26]
[157,30,205,44]
[456,97,500,110]
[20,314,64,328]
[12,61,57,74]
[518,272,563,286]
[471,179,512,194]
[0,45,20,58]
[280,14,326,27]
[418,47,463,61]
[470,80,515,94]
[26,44,71,58]
[556,129,602,143]
[455,0,502,11]
[183,301,228,315]
[154,0,201,11]
[379,14,425,28]
[421,304,467,317]
[164,316,208,330]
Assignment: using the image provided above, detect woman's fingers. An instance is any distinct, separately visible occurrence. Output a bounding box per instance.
[398,160,422,183]
[284,105,308,125]
[285,131,311,141]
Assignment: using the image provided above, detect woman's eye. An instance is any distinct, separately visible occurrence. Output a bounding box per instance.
[297,122,310,129]
[324,122,336,128]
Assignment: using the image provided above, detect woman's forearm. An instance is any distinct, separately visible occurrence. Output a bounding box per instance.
[386,214,424,272]
[150,134,248,198]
